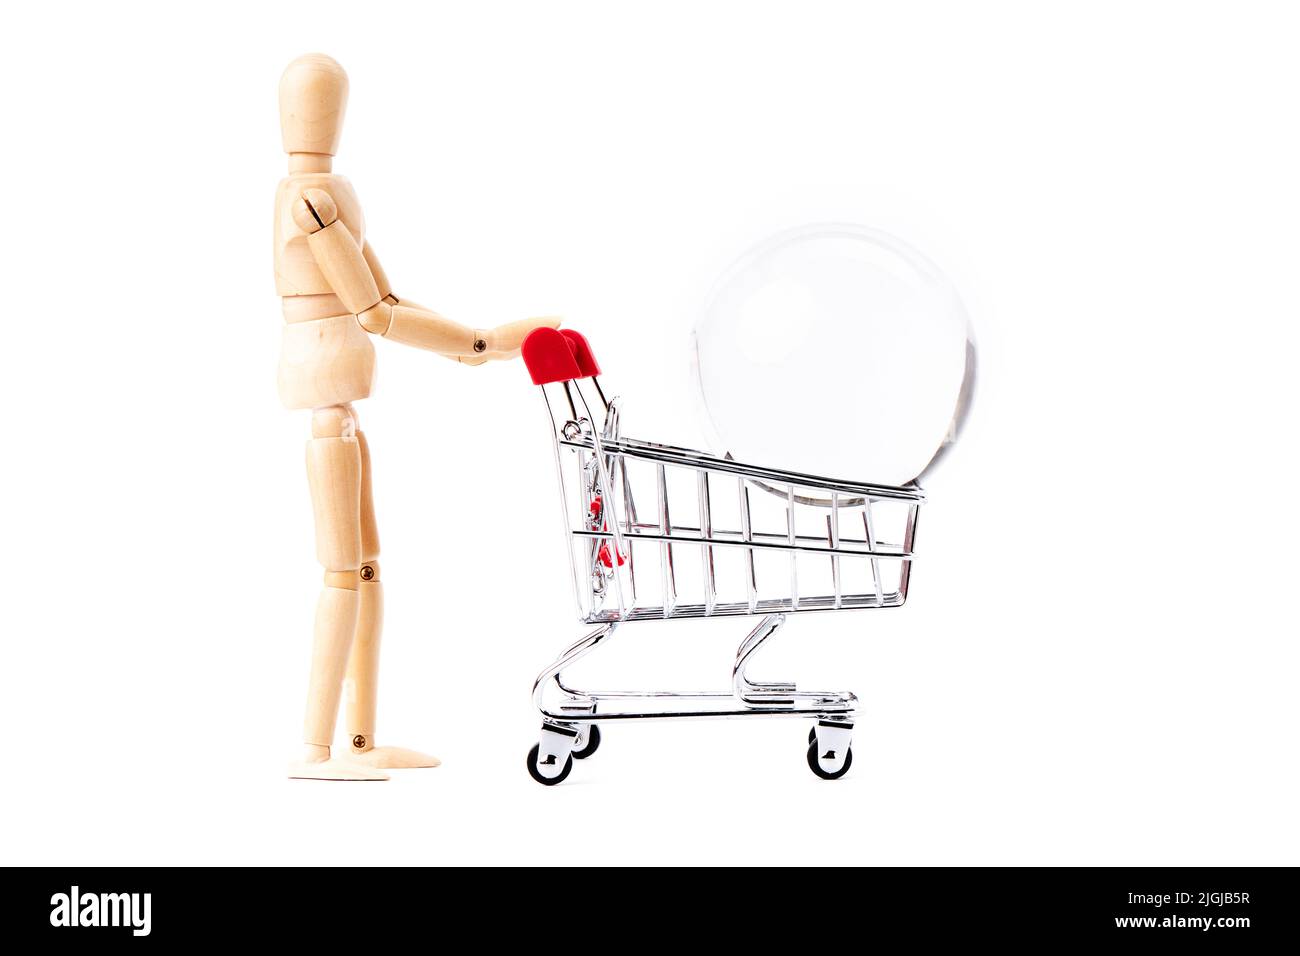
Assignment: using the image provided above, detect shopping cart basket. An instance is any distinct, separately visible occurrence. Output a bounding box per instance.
[521,328,923,784]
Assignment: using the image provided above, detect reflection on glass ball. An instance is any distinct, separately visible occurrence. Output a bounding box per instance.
[691,224,975,488]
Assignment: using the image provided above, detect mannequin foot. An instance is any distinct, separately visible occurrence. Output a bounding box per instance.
[289,744,390,781]
[348,740,441,769]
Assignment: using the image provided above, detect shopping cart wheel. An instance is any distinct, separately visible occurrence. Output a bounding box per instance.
[806,740,853,780]
[572,725,601,760]
[527,743,573,786]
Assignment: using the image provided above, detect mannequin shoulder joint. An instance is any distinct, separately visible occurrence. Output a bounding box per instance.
[292,188,339,234]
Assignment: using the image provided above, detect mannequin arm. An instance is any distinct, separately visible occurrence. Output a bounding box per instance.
[360,241,395,302]
[293,189,557,360]
[362,240,472,363]
[362,242,558,359]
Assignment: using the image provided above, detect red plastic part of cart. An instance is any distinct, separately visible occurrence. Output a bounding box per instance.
[522,327,583,385]
[560,329,601,378]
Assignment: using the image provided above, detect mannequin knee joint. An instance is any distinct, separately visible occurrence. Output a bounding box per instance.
[324,569,360,590]
[325,562,377,589]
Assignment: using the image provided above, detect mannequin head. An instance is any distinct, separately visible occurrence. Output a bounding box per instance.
[280,54,349,158]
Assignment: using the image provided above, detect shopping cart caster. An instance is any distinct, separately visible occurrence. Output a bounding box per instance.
[527,744,573,786]
[807,720,854,780]
[573,725,601,759]
[527,724,579,786]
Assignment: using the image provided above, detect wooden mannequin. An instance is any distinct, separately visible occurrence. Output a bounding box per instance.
[275,54,558,780]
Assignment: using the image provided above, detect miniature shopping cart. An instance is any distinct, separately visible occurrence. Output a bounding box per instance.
[521,328,923,784]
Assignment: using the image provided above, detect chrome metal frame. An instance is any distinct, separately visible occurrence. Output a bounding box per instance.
[532,614,859,726]
[529,363,924,771]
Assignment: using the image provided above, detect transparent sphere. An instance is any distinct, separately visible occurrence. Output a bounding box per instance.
[691,224,975,488]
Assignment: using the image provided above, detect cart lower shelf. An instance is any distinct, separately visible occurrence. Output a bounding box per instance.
[527,613,858,785]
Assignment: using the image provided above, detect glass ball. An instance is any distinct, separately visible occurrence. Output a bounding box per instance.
[691,224,975,488]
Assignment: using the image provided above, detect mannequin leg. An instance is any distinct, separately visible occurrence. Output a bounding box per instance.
[289,404,388,781]
[344,425,440,769]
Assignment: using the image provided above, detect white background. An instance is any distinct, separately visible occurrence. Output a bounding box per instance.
[1,1,1297,866]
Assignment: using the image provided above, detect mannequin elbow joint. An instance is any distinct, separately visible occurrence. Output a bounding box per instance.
[357,302,393,335]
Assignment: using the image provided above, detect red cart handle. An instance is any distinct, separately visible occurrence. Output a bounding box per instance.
[522,327,600,384]
[560,329,601,378]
